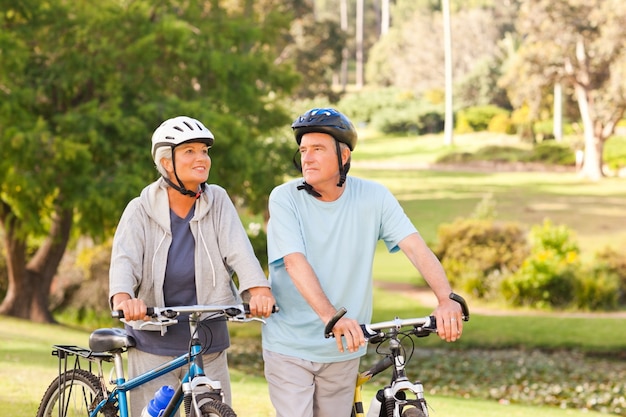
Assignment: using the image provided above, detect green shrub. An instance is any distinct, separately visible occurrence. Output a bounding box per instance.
[473,145,527,163]
[574,266,620,311]
[524,142,575,165]
[533,119,577,138]
[434,218,529,298]
[369,103,445,135]
[487,112,515,134]
[502,251,578,308]
[455,105,509,133]
[605,135,626,172]
[501,220,580,309]
[593,246,626,305]
[337,87,415,125]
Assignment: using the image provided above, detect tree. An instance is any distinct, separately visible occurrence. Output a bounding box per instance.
[0,0,297,322]
[275,1,346,101]
[366,6,501,95]
[502,0,626,180]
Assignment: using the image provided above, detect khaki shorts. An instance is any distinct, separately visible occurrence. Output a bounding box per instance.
[263,349,359,417]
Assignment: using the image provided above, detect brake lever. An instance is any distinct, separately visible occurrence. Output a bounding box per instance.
[230,316,267,324]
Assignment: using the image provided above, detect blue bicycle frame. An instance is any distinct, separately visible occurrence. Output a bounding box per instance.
[91,318,220,417]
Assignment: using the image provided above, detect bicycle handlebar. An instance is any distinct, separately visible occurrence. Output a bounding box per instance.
[112,303,278,320]
[324,292,469,339]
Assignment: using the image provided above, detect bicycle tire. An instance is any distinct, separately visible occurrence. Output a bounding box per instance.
[198,400,237,417]
[36,369,118,417]
[401,406,427,417]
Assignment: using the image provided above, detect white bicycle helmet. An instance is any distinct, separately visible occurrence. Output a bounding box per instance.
[150,116,215,198]
[151,116,214,161]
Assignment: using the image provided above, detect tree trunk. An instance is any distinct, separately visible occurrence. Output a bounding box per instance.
[574,82,603,181]
[0,206,73,323]
[355,0,364,89]
[340,0,348,91]
[442,0,454,146]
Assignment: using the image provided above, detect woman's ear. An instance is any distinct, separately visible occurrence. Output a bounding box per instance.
[161,157,173,174]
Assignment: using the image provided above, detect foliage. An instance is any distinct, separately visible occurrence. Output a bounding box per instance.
[486,113,516,134]
[593,246,626,305]
[605,135,626,172]
[574,266,620,311]
[371,104,444,135]
[336,87,445,134]
[455,105,511,133]
[0,0,299,320]
[389,348,626,416]
[525,141,575,165]
[501,0,626,179]
[434,217,529,298]
[277,5,345,102]
[501,220,580,308]
[455,56,512,110]
[367,7,501,94]
[436,142,575,166]
[337,87,415,125]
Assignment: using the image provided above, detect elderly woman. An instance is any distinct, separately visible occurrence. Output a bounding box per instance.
[109,116,274,417]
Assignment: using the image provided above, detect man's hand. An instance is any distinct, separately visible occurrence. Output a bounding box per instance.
[433,297,463,342]
[331,316,366,353]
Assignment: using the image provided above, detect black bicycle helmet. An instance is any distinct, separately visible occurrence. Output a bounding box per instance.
[292,108,357,151]
[291,108,357,193]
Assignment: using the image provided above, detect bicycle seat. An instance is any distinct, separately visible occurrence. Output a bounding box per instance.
[89,328,136,353]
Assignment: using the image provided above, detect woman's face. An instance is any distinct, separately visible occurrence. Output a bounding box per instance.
[164,142,211,187]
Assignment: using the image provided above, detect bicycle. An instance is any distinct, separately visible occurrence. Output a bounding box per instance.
[324,293,470,417]
[36,303,275,417]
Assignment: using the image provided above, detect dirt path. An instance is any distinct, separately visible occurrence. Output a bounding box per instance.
[375,281,626,319]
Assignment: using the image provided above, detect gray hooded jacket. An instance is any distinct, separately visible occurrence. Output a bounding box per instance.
[109,178,269,327]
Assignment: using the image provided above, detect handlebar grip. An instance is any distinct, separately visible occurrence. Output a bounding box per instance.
[449,292,470,321]
[112,307,155,319]
[324,307,347,338]
[240,303,279,315]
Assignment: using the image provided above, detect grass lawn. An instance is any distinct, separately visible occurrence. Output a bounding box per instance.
[352,132,626,254]
[3,283,625,417]
[349,132,626,288]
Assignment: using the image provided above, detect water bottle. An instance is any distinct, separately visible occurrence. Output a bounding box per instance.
[141,385,175,417]
[366,389,385,417]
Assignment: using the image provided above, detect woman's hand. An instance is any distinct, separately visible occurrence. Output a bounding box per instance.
[112,293,149,321]
[247,287,276,318]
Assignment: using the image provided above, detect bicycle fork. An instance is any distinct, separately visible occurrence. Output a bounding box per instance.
[382,338,429,417]
[183,315,226,417]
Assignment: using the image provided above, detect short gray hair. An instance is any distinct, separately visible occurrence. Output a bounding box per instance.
[154,146,172,178]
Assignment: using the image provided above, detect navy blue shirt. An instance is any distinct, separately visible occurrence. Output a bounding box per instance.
[128,205,229,355]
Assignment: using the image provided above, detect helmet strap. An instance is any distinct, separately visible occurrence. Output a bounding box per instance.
[164,147,204,199]
[296,181,322,197]
[336,140,347,187]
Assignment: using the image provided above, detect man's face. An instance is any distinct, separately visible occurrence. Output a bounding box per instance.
[299,132,340,188]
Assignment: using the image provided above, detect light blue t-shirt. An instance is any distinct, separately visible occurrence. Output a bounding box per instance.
[262,176,417,362]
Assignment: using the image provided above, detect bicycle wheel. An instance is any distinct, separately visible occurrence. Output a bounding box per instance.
[401,406,427,417]
[198,401,237,417]
[36,369,118,417]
